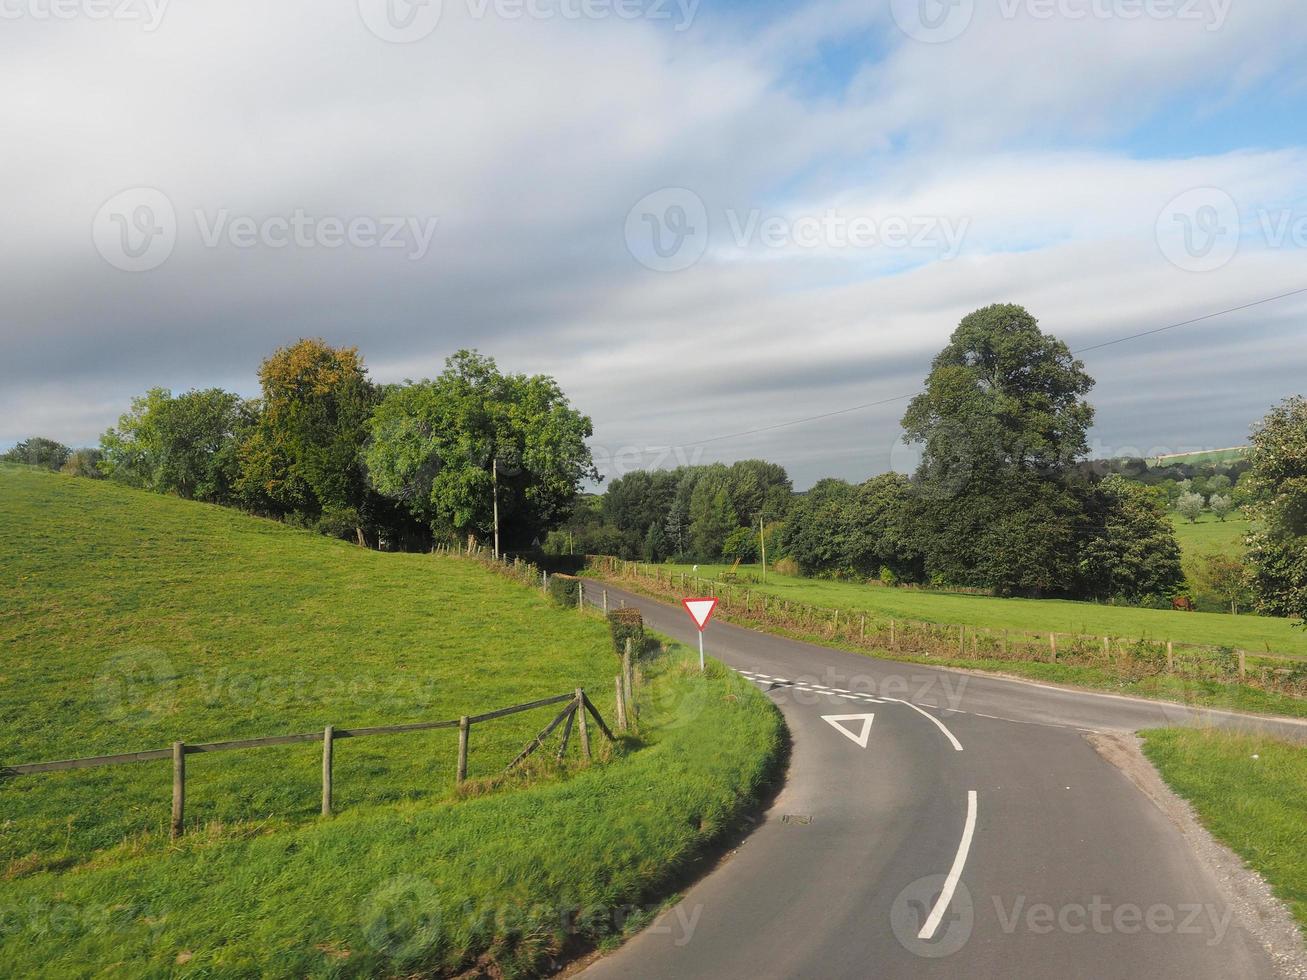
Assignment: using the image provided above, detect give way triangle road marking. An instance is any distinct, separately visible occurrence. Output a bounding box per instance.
[821,713,875,749]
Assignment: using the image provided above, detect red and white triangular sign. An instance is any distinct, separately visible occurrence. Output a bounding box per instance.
[682,597,719,632]
[822,713,875,748]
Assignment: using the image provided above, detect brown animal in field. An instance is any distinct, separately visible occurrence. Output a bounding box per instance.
[1172,595,1195,612]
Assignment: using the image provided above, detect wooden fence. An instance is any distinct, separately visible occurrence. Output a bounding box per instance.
[588,556,1307,699]
[1,689,614,839]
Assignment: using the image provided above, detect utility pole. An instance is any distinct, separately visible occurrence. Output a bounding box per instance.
[492,455,500,560]
[759,515,767,583]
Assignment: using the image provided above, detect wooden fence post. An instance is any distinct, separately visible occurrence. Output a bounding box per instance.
[1049,633,1058,662]
[959,626,965,655]
[578,581,584,611]
[1238,650,1247,679]
[457,716,470,784]
[1166,641,1174,672]
[603,589,608,614]
[576,689,591,761]
[860,614,866,642]
[321,725,334,816]
[623,638,637,725]
[1003,630,1009,656]
[615,675,628,732]
[1103,636,1110,657]
[171,741,185,840]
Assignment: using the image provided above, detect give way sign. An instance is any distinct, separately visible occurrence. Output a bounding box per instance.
[682,597,718,631]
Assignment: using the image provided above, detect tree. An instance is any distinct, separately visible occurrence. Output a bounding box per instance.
[365,350,597,548]
[1176,491,1205,523]
[1245,396,1307,620]
[237,340,377,521]
[780,479,859,576]
[1078,475,1184,603]
[2,437,71,470]
[100,387,254,503]
[1190,552,1251,615]
[689,480,738,561]
[1206,474,1232,495]
[1209,493,1234,522]
[721,526,759,563]
[900,304,1096,595]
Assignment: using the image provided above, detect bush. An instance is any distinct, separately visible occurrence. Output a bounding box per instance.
[547,572,581,607]
[879,566,899,587]
[607,607,644,656]
[60,448,104,479]
[773,557,799,576]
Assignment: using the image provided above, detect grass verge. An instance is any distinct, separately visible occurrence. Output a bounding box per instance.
[1141,728,1307,935]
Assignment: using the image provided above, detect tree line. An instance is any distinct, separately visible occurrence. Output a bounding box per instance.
[5,340,598,550]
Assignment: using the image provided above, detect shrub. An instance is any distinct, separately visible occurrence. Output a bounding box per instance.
[60,448,104,479]
[547,572,581,607]
[607,608,644,657]
[879,566,899,587]
[773,557,799,576]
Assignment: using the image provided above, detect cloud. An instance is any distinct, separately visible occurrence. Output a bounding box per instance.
[1,0,1305,488]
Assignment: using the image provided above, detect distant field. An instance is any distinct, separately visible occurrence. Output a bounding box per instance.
[1148,446,1248,468]
[0,465,783,977]
[648,561,1307,656]
[1170,511,1249,560]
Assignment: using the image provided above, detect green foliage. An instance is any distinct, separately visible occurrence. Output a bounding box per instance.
[365,351,597,548]
[100,387,255,503]
[237,339,376,519]
[900,304,1097,596]
[1245,396,1307,621]
[1078,475,1185,603]
[1,436,71,470]
[606,607,644,656]
[547,571,582,607]
[1209,493,1234,521]
[721,525,759,563]
[781,474,921,581]
[689,478,738,561]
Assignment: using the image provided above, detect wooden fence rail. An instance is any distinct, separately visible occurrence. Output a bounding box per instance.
[1,689,613,839]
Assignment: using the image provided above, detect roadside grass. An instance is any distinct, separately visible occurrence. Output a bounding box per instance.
[1170,512,1250,561]
[644,561,1307,657]
[594,570,1307,719]
[0,645,784,977]
[0,464,784,977]
[1141,728,1307,935]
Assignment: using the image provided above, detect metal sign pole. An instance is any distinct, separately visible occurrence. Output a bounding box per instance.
[698,630,705,672]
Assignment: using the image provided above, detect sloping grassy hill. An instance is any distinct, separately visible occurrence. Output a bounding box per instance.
[0,466,782,976]
[1171,511,1249,560]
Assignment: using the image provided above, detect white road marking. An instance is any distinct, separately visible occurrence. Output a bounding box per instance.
[886,698,964,751]
[918,790,978,940]
[821,713,875,748]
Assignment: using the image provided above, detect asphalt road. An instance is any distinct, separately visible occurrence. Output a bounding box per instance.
[580,582,1307,980]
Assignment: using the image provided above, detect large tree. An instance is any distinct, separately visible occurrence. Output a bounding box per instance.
[1245,396,1307,621]
[900,304,1096,595]
[1078,475,1184,603]
[2,437,72,470]
[236,340,377,519]
[364,350,597,547]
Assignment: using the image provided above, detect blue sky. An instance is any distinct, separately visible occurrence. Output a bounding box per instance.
[2,0,1305,487]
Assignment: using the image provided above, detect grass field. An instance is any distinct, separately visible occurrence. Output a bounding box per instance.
[1148,447,1248,468]
[1170,511,1249,560]
[1142,728,1307,935]
[0,465,783,976]
[652,561,1307,657]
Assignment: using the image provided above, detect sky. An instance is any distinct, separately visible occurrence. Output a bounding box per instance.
[3,0,1306,489]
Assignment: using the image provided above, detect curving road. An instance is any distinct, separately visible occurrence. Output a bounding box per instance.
[581,582,1307,980]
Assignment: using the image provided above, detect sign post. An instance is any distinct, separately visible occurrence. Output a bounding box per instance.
[682,597,719,671]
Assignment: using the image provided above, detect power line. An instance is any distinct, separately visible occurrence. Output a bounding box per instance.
[637,285,1307,454]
